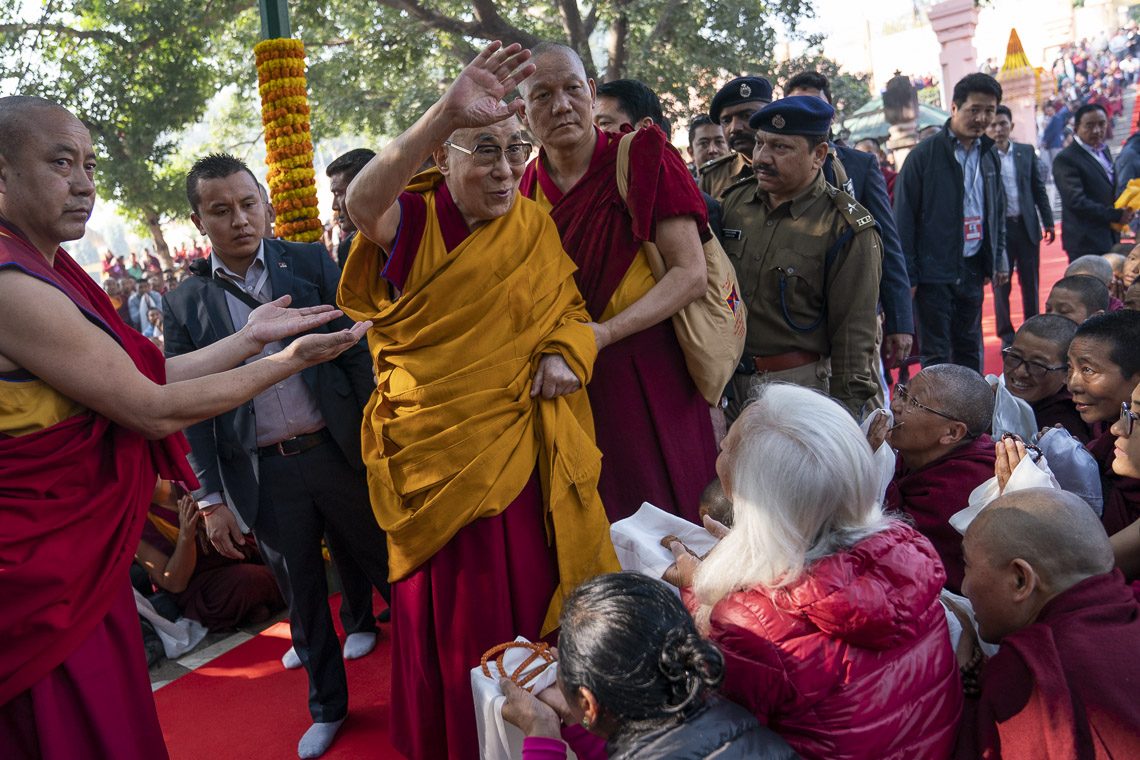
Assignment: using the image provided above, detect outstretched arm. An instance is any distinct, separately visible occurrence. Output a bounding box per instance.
[346,41,535,250]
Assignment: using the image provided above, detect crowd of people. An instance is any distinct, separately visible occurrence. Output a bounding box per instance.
[5,24,1140,760]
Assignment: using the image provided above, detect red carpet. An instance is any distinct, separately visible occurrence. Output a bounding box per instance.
[155,594,405,759]
[979,226,1073,376]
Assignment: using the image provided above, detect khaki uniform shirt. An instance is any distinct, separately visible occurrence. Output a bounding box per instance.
[720,171,883,416]
[699,152,752,200]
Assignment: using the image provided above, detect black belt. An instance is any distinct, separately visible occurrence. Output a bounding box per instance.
[258,428,331,458]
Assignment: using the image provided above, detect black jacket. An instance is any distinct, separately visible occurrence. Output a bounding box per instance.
[1054,140,1125,257]
[825,144,914,335]
[607,697,799,760]
[894,121,1008,285]
[163,238,375,527]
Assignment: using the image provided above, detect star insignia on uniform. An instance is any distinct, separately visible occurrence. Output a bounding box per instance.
[846,202,857,214]
[771,115,785,129]
[278,262,288,268]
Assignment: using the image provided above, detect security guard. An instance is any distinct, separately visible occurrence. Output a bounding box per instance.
[701,76,772,199]
[721,96,883,419]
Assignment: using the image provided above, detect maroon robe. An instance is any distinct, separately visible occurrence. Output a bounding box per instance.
[381,183,561,760]
[520,126,718,524]
[971,570,1140,759]
[885,435,996,592]
[0,220,196,758]
[1032,387,1093,443]
[1087,430,1140,535]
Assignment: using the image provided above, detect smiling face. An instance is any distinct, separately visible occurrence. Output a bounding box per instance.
[190,169,265,268]
[1111,383,1140,478]
[1066,335,1140,423]
[0,106,96,257]
[436,120,526,228]
[521,51,596,152]
[1004,331,1069,404]
[949,92,998,143]
[752,130,826,203]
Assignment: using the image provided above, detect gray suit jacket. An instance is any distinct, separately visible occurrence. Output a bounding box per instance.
[162,238,374,527]
[1007,141,1054,244]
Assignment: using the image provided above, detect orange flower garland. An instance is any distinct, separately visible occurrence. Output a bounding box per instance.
[255,38,323,242]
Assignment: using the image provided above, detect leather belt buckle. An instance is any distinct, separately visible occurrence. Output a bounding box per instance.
[275,437,303,457]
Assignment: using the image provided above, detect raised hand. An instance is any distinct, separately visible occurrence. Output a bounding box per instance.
[243,295,343,346]
[438,41,536,129]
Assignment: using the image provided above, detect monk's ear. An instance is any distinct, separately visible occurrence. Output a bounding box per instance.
[939,421,970,446]
[636,116,655,131]
[588,78,597,105]
[1009,558,1040,602]
[434,145,451,176]
[579,685,601,725]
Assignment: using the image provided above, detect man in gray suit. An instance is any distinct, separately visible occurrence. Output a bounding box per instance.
[164,153,389,759]
[988,105,1056,347]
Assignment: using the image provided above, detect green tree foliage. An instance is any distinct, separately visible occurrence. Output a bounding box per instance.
[285,0,817,139]
[0,0,245,264]
[767,53,875,123]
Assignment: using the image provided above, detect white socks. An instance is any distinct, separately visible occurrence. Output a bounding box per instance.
[281,632,376,671]
[298,719,345,758]
[281,646,302,670]
[342,632,377,660]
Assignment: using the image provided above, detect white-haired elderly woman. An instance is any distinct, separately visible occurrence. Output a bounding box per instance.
[666,383,963,760]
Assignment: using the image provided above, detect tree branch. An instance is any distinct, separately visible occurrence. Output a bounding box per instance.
[641,0,686,60]
[0,22,126,45]
[556,0,598,79]
[376,0,538,50]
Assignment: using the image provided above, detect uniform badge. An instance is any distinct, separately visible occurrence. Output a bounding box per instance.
[723,229,742,240]
[846,202,857,214]
[278,262,288,268]
[740,83,752,98]
[771,115,785,129]
[856,214,874,227]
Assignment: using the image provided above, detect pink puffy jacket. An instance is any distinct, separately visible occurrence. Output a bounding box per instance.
[695,522,962,759]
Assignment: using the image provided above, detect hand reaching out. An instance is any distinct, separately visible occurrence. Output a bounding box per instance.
[284,321,372,366]
[439,41,536,129]
[243,295,343,346]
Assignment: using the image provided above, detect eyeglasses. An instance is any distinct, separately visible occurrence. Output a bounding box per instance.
[443,140,533,166]
[894,382,975,435]
[1121,402,1140,436]
[1001,347,1067,380]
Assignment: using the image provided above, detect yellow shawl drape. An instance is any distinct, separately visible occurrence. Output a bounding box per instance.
[338,170,619,633]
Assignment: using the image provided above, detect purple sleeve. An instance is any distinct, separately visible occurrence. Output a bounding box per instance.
[561,723,608,760]
[521,736,569,760]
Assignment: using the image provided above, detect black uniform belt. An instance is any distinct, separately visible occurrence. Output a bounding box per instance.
[737,351,822,374]
[259,428,331,458]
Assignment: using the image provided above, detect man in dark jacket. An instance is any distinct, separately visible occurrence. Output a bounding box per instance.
[986,105,1055,347]
[1114,130,1140,195]
[894,73,1008,372]
[1054,103,1134,262]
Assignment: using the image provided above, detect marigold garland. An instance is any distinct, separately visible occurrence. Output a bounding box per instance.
[255,37,322,243]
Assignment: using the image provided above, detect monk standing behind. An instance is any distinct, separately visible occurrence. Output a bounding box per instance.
[518,43,718,524]
[961,488,1140,759]
[341,42,618,760]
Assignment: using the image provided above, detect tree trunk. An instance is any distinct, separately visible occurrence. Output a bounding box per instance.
[144,209,173,269]
[605,10,629,82]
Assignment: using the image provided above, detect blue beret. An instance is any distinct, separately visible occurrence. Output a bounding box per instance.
[749,95,834,136]
[709,77,773,124]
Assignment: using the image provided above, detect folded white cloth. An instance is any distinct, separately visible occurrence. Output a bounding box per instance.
[470,636,573,760]
[610,502,718,580]
[950,451,1060,535]
[132,587,208,659]
[860,409,897,503]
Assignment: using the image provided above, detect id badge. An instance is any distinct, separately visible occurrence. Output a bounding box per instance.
[964,216,983,242]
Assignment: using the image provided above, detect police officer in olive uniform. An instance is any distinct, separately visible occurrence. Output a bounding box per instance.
[721,96,882,419]
[700,76,772,200]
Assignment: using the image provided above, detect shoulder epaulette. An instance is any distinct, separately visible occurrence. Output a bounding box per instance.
[829,187,877,233]
[698,152,740,176]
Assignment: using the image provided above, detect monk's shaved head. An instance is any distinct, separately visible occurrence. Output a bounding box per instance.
[918,364,994,436]
[520,42,588,96]
[0,96,78,162]
[968,488,1113,589]
[1066,255,1114,286]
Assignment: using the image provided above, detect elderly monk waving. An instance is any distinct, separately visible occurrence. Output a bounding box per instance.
[341,42,618,760]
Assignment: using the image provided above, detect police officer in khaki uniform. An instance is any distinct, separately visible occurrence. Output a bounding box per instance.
[721,96,883,419]
[700,76,772,199]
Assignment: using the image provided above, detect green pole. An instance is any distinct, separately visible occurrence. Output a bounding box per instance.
[258,0,291,39]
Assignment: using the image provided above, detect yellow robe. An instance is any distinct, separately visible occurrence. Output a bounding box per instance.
[338,170,619,633]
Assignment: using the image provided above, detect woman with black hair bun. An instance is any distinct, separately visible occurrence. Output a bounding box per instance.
[500,572,797,759]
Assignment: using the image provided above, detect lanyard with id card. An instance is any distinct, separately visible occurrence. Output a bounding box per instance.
[964,216,983,242]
